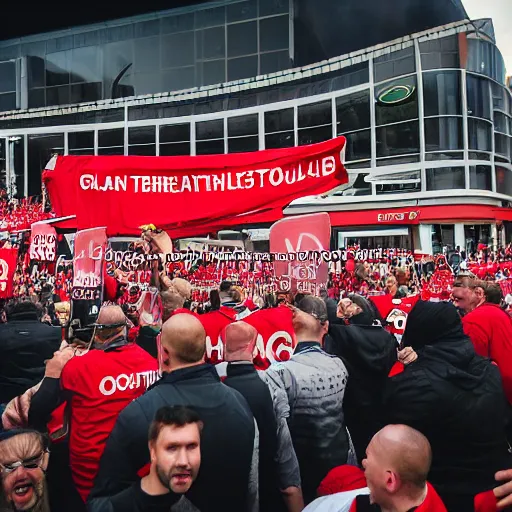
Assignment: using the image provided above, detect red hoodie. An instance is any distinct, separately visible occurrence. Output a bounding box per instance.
[462,303,512,404]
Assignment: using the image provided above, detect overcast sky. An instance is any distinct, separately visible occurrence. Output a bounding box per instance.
[463,0,512,76]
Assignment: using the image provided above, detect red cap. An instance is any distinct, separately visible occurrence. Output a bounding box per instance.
[317,465,367,496]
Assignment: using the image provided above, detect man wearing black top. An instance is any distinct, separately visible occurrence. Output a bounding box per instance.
[109,406,202,512]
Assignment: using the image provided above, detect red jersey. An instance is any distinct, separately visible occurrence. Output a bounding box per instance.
[61,343,158,501]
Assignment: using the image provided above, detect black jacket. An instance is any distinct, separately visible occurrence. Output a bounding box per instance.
[326,313,397,463]
[88,364,255,512]
[224,362,284,512]
[0,313,61,404]
[384,301,512,512]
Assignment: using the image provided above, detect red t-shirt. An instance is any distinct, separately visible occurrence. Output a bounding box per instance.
[61,343,158,501]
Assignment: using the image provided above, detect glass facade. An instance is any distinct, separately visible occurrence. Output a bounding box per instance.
[0,17,511,204]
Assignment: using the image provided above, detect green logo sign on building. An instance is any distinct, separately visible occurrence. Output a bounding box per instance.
[378,85,416,105]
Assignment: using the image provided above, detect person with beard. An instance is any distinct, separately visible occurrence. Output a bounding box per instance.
[0,430,50,512]
[108,406,201,512]
[325,295,397,464]
[265,297,349,505]
[383,301,512,511]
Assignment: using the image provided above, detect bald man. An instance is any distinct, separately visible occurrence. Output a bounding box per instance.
[27,305,158,505]
[89,314,257,512]
[223,322,303,512]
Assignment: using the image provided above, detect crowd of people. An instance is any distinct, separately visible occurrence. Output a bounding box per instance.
[2,227,512,512]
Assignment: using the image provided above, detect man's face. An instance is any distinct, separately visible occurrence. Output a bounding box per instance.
[0,434,48,511]
[386,277,397,294]
[452,286,479,313]
[151,424,201,494]
[291,308,327,338]
[362,436,391,507]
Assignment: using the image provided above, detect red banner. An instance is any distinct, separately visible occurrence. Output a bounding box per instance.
[270,212,331,294]
[42,137,347,237]
[72,227,108,301]
[0,248,18,298]
[201,306,296,369]
[29,222,57,261]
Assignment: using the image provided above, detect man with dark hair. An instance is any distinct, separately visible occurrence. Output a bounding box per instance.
[89,313,257,512]
[485,282,503,305]
[0,299,61,404]
[265,297,349,504]
[108,406,202,512]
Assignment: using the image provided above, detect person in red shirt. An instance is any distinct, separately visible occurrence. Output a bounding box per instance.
[28,305,158,504]
[452,276,512,404]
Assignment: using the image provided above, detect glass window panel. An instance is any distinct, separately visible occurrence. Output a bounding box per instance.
[376,77,418,125]
[27,57,45,88]
[0,45,20,61]
[133,73,162,95]
[331,173,371,196]
[161,33,195,68]
[201,60,226,86]
[470,165,492,191]
[203,27,226,60]
[344,161,371,170]
[469,151,491,161]
[227,1,257,22]
[228,114,258,137]
[331,62,369,91]
[161,67,195,92]
[495,134,510,159]
[420,36,459,70]
[376,181,421,195]
[161,13,195,34]
[298,126,332,146]
[195,6,225,29]
[494,112,509,134]
[70,46,101,84]
[196,139,225,155]
[129,126,155,145]
[70,82,102,103]
[260,16,289,52]
[160,124,190,143]
[265,131,294,149]
[467,75,491,120]
[28,88,45,109]
[99,129,124,147]
[68,148,94,156]
[196,119,224,140]
[376,121,419,158]
[46,36,73,54]
[228,21,257,58]
[298,100,332,128]
[425,117,463,152]
[423,71,461,117]
[0,62,16,93]
[259,0,289,17]
[128,144,156,156]
[265,108,293,133]
[425,151,464,161]
[159,142,191,156]
[0,93,16,112]
[376,155,420,167]
[100,25,134,44]
[133,38,160,75]
[496,166,512,196]
[426,167,465,191]
[374,48,415,83]
[491,82,509,112]
[73,30,99,48]
[336,91,371,134]
[68,131,94,150]
[228,136,259,153]
[103,41,134,85]
[134,20,160,38]
[46,85,70,106]
[27,134,64,196]
[227,56,258,81]
[467,39,506,83]
[46,50,71,86]
[98,147,124,155]
[468,118,492,152]
[260,50,290,75]
[344,130,371,161]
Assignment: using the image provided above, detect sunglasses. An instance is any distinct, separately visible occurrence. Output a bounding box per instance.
[0,450,47,474]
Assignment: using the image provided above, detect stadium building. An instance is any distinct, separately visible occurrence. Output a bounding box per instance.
[0,0,511,254]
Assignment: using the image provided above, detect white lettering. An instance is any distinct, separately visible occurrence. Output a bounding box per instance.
[212,174,225,192]
[99,370,158,396]
[131,176,142,193]
[80,174,96,190]
[322,155,336,176]
[284,168,296,185]
[152,175,162,193]
[254,169,270,187]
[99,175,114,191]
[115,176,127,191]
[116,374,130,392]
[244,170,255,189]
[269,167,284,187]
[181,175,192,193]
[141,176,151,193]
[99,376,116,396]
[266,331,294,363]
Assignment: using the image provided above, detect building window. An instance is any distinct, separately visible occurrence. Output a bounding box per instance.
[228,114,259,153]
[375,77,418,126]
[466,74,491,120]
[425,152,464,161]
[196,119,224,155]
[426,167,465,191]
[98,128,124,155]
[264,108,294,148]
[376,121,419,158]
[495,134,510,160]
[0,61,17,113]
[344,130,371,162]
[466,39,506,84]
[28,134,64,196]
[496,166,512,196]
[419,35,459,70]
[159,123,191,156]
[298,100,332,146]
[331,173,371,197]
[470,165,492,191]
[491,82,510,113]
[424,117,463,152]
[373,47,415,83]
[68,131,94,155]
[336,91,370,134]
[494,112,510,135]
[423,71,461,117]
[468,118,492,152]
[128,126,156,156]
